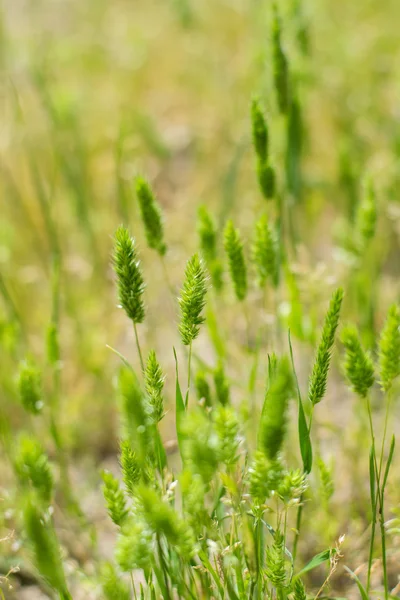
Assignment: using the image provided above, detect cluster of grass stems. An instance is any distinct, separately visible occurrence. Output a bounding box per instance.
[1,3,399,600]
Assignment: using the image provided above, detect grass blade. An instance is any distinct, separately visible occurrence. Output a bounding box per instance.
[288,330,312,473]
[173,347,186,459]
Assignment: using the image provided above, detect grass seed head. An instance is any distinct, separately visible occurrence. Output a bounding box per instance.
[341,325,375,397]
[113,226,145,324]
[102,470,129,527]
[136,177,167,256]
[308,287,344,405]
[178,253,208,346]
[224,220,247,302]
[18,359,43,415]
[378,303,400,392]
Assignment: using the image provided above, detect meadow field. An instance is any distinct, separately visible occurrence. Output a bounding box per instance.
[1,0,400,598]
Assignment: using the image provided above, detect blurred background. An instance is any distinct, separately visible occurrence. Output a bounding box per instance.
[1,0,400,597]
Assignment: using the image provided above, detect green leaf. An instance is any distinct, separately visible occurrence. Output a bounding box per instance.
[294,549,331,580]
[289,330,313,473]
[154,427,167,472]
[173,347,186,459]
[382,434,395,490]
[344,566,369,600]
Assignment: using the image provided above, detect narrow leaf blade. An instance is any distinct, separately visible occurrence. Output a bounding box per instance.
[173,347,186,459]
[289,330,313,473]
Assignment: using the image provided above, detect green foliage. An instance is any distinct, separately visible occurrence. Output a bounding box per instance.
[213,360,230,405]
[101,562,131,600]
[14,436,53,504]
[102,470,129,527]
[136,177,167,256]
[272,5,290,113]
[195,370,212,406]
[341,325,375,397]
[355,176,377,254]
[251,98,269,163]
[46,323,60,365]
[224,220,247,301]
[213,405,240,465]
[24,499,70,597]
[258,356,293,460]
[113,226,145,324]
[178,253,208,346]
[265,530,287,588]
[252,213,279,288]
[18,359,43,415]
[378,304,400,392]
[248,451,283,504]
[180,470,207,531]
[308,288,344,405]
[257,160,276,199]
[115,517,152,572]
[136,485,195,556]
[278,469,308,504]
[293,578,307,600]
[197,205,223,291]
[144,350,165,423]
[3,5,400,598]
[119,439,141,497]
[183,409,219,484]
[118,367,154,464]
[317,457,335,503]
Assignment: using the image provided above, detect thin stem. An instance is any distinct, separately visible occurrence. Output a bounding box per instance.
[366,395,379,594]
[133,322,144,372]
[379,492,389,600]
[131,572,138,600]
[161,255,175,299]
[187,341,193,397]
[292,497,303,565]
[243,301,251,350]
[157,534,171,600]
[377,390,393,600]
[293,404,314,564]
[378,389,393,483]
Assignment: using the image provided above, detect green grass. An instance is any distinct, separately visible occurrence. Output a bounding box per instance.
[1,0,400,598]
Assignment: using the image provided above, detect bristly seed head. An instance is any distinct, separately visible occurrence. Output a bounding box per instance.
[341,325,375,397]
[308,288,344,405]
[251,98,269,163]
[178,253,208,346]
[144,350,165,423]
[378,304,400,392]
[135,177,167,256]
[113,226,145,324]
[224,220,247,302]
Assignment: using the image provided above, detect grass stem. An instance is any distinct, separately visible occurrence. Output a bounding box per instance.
[133,322,145,372]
